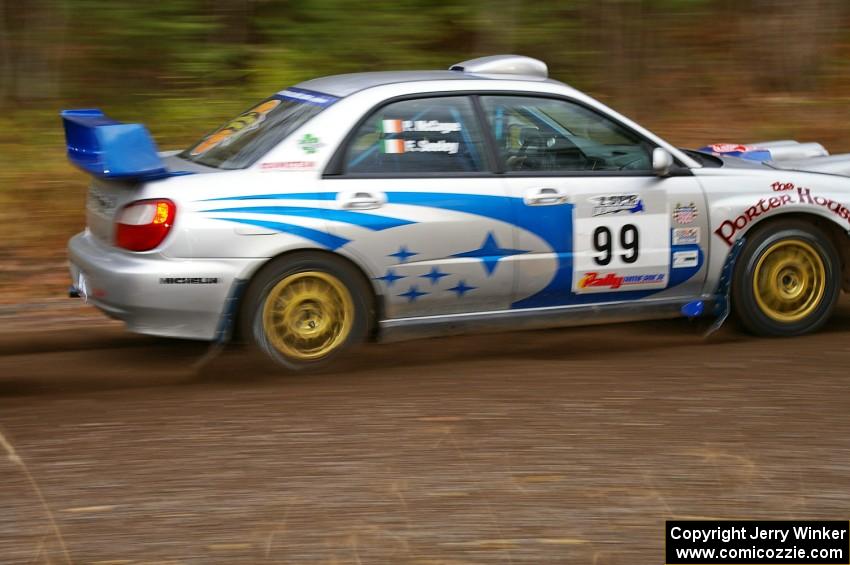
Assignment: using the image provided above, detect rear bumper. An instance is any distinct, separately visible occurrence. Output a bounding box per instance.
[68,230,259,340]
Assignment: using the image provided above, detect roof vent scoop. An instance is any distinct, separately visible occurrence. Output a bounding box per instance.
[449,55,548,79]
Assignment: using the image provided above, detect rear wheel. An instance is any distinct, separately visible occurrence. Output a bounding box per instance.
[732,221,840,336]
[241,254,372,371]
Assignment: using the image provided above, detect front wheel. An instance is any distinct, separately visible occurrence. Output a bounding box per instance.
[240,254,372,371]
[732,221,841,337]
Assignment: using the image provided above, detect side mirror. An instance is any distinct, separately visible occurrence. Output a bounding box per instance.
[652,148,674,177]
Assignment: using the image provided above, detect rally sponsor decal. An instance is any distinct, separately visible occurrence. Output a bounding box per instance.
[672,202,699,225]
[715,183,850,246]
[574,190,669,295]
[673,227,700,245]
[88,187,117,214]
[578,272,666,291]
[589,194,644,216]
[672,250,699,269]
[191,99,280,156]
[771,181,795,192]
[159,277,219,285]
[260,161,316,171]
[277,88,338,107]
[298,134,324,155]
[706,143,756,154]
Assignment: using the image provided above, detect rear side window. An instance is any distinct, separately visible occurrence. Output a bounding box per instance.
[345,96,486,174]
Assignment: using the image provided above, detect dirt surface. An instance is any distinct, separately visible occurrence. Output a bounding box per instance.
[1,302,850,564]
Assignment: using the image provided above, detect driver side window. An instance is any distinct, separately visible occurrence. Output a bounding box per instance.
[479,96,652,173]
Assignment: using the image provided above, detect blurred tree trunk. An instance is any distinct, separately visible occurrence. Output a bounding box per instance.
[473,0,520,56]
[746,0,846,92]
[0,0,12,104]
[0,0,61,103]
[206,0,254,84]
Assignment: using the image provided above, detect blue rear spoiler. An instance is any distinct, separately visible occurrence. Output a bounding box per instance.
[61,109,185,181]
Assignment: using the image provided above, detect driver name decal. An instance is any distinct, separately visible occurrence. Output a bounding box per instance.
[382,119,461,135]
[382,139,459,154]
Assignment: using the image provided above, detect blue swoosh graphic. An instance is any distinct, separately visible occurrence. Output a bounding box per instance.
[203,206,413,231]
[211,217,350,250]
[384,191,574,307]
[200,192,337,202]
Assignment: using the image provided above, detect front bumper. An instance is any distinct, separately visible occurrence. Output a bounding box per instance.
[68,230,259,340]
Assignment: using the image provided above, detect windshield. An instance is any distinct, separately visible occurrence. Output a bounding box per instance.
[181,88,338,169]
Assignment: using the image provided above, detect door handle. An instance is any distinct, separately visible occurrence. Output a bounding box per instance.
[524,187,568,206]
[339,191,385,210]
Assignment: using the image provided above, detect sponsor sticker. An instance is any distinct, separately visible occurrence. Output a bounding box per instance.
[589,194,644,216]
[260,161,316,171]
[191,99,280,156]
[715,183,850,246]
[673,250,699,269]
[577,272,666,290]
[673,202,699,225]
[706,143,755,154]
[673,227,700,245]
[88,187,117,214]
[278,88,338,107]
[298,134,324,155]
[159,277,219,285]
[771,181,795,192]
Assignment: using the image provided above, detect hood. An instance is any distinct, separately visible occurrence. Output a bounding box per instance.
[699,140,850,177]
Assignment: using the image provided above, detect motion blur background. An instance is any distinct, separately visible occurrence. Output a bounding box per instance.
[2,0,850,308]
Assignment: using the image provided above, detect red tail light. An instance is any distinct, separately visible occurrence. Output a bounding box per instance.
[115,199,176,251]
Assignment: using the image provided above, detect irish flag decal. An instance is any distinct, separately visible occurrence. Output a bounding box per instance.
[383,139,406,154]
[382,119,404,134]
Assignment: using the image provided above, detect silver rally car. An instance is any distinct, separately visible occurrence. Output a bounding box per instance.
[65,55,850,369]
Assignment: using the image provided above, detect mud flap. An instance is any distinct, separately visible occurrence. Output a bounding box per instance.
[191,278,248,372]
[704,237,746,337]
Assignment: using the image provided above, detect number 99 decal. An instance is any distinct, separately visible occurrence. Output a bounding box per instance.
[573,198,670,294]
[593,224,640,266]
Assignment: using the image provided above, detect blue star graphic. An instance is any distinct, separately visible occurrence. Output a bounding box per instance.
[451,232,528,276]
[447,280,477,297]
[398,285,428,303]
[420,266,450,285]
[389,245,419,263]
[375,269,405,287]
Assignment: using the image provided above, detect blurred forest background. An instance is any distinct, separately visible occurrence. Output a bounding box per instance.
[2,0,850,304]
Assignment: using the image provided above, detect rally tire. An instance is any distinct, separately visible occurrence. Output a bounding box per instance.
[240,253,372,371]
[732,221,841,337]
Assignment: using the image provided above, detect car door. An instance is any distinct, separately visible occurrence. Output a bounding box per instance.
[324,95,519,320]
[478,94,708,310]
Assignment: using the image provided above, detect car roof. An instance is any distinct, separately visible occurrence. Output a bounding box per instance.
[294,56,563,98]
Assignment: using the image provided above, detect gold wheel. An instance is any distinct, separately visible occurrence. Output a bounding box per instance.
[262,271,354,361]
[753,239,826,323]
